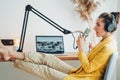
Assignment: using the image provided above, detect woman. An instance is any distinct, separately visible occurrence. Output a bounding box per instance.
[0,12,120,80]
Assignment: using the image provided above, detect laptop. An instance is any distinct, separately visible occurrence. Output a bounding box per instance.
[36,35,66,55]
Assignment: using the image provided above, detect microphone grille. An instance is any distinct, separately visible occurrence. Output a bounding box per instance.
[82,28,91,38]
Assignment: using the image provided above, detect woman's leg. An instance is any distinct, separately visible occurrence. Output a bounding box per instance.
[0,47,11,60]
[0,47,73,74]
[0,40,24,61]
[0,40,73,74]
[0,47,24,61]
[0,54,4,61]
[23,52,73,74]
[0,53,1,58]
[14,59,68,80]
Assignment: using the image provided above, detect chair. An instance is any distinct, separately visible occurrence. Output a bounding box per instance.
[103,52,118,80]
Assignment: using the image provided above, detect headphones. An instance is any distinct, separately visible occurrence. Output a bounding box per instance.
[105,14,116,32]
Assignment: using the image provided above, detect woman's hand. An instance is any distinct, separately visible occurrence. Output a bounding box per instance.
[89,42,94,49]
[76,34,86,52]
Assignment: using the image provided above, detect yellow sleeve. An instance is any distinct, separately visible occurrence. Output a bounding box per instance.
[78,46,112,73]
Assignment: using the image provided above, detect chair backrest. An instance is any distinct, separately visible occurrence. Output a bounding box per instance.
[103,51,118,80]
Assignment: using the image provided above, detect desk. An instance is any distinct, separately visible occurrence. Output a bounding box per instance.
[0,52,79,61]
[57,52,79,60]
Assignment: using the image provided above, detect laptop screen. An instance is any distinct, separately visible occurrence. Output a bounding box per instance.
[36,36,64,53]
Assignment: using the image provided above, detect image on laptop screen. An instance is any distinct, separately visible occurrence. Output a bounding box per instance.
[36,36,64,53]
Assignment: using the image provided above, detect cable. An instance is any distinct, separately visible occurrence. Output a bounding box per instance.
[71,31,83,50]
[71,33,77,49]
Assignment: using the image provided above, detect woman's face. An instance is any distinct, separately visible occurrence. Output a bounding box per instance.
[94,18,107,37]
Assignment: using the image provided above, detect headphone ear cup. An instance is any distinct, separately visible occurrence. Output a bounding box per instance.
[107,23,116,32]
[106,15,116,32]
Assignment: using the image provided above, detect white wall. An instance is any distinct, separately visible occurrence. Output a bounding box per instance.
[0,0,118,52]
[117,0,120,80]
[117,0,120,53]
[0,0,84,52]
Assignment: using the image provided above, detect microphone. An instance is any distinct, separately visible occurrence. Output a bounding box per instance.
[82,28,91,39]
[75,28,91,49]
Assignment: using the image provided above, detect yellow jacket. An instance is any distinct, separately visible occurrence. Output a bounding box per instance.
[63,35,117,80]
